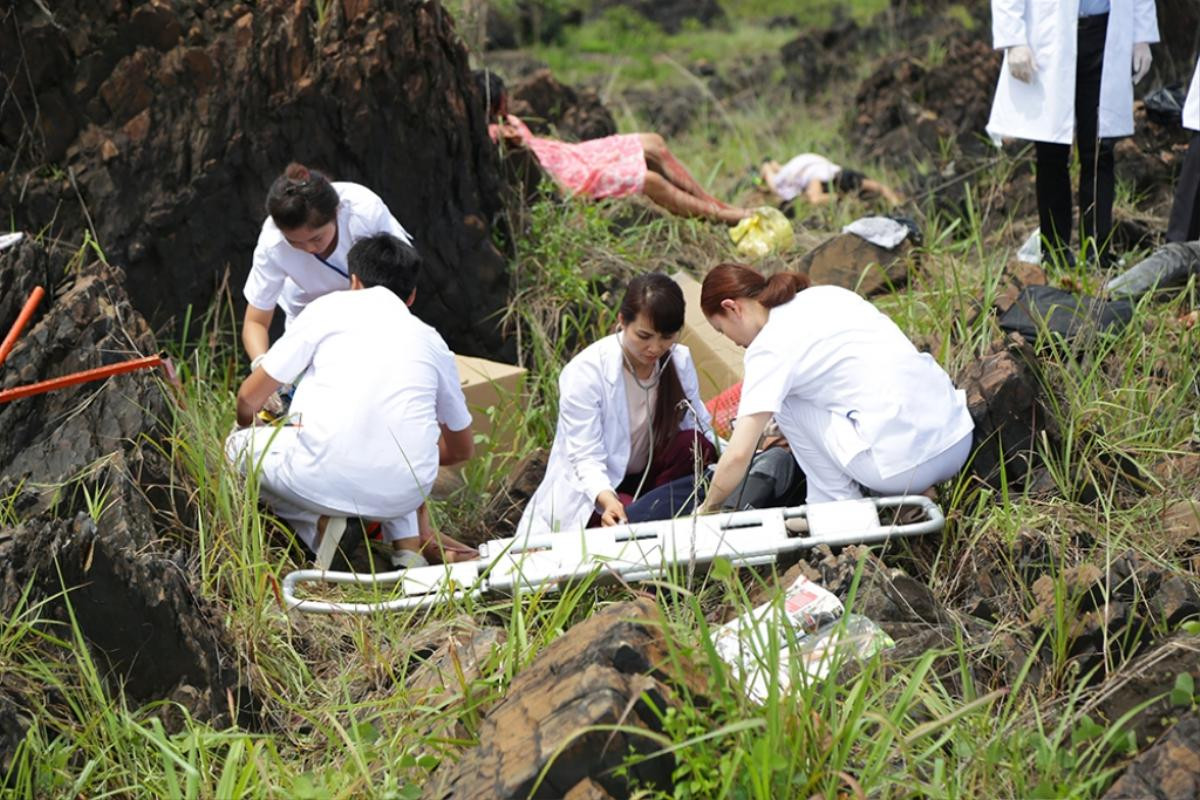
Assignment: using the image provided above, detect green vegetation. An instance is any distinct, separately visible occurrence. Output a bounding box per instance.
[5,1,1200,798]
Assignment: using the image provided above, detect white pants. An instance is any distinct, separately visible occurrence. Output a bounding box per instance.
[786,406,974,503]
[225,426,417,550]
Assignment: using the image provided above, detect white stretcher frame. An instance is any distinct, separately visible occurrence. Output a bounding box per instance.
[280,495,944,615]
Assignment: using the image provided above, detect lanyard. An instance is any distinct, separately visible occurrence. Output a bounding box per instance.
[313,253,348,279]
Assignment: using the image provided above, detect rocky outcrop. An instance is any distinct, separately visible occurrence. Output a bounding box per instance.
[425,598,702,799]
[507,69,617,142]
[0,238,252,766]
[2,0,510,356]
[1102,712,1200,800]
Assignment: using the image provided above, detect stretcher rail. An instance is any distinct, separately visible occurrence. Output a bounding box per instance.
[281,495,943,615]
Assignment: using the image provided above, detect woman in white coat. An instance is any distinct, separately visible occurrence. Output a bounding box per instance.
[241,162,413,364]
[987,0,1159,266]
[518,273,716,535]
[1167,60,1200,243]
[695,263,974,511]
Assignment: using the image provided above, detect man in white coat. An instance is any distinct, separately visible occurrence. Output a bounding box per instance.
[1167,59,1200,243]
[987,0,1159,266]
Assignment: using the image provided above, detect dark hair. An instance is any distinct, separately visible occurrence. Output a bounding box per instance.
[473,69,507,120]
[266,162,340,231]
[699,262,809,317]
[618,273,687,456]
[347,234,421,299]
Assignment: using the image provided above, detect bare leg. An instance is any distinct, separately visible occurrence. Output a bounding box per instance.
[639,133,731,208]
[861,178,904,207]
[643,172,752,224]
[414,503,478,563]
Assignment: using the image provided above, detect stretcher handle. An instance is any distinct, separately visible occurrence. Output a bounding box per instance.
[281,567,481,615]
[0,285,45,368]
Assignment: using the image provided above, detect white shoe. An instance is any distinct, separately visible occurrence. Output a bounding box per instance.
[368,537,429,569]
[313,516,347,570]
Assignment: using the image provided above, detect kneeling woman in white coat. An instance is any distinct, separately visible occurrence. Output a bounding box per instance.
[519,273,716,535]
[695,263,974,511]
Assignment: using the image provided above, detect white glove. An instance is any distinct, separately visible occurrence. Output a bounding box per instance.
[1132,42,1152,84]
[1007,45,1036,83]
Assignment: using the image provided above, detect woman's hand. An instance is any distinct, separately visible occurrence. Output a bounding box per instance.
[597,490,627,526]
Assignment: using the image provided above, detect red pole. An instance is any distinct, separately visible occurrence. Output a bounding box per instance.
[0,285,46,368]
[0,354,164,404]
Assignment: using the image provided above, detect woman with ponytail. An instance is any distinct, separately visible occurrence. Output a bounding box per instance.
[518,273,716,535]
[241,162,413,363]
[696,263,974,510]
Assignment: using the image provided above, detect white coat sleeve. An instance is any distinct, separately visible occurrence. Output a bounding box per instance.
[1132,0,1160,44]
[674,348,714,443]
[556,359,615,503]
[372,195,413,246]
[990,0,1027,50]
[243,239,286,311]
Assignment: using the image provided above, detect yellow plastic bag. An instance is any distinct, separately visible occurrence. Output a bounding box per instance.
[729,207,794,259]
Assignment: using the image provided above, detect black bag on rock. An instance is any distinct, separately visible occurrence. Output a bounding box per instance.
[998,285,1133,348]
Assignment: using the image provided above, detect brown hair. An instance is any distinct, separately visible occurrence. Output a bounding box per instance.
[266,162,339,231]
[699,263,810,317]
[618,273,686,456]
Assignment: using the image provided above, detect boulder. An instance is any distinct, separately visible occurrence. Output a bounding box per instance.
[424,597,703,799]
[955,334,1060,492]
[1,0,510,357]
[508,69,617,142]
[1101,712,1200,800]
[790,233,913,296]
[590,0,725,34]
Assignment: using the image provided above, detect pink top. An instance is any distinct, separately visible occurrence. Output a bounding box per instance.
[491,115,646,199]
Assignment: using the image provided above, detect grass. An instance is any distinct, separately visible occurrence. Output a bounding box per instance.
[5,0,1200,797]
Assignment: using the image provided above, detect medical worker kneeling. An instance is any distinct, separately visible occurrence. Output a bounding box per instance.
[696,263,975,513]
[518,273,716,535]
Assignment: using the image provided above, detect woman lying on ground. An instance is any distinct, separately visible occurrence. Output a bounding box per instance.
[760,153,902,207]
[517,273,717,535]
[476,70,753,225]
[695,263,974,512]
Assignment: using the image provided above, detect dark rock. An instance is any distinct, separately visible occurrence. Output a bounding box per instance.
[995,260,1047,314]
[564,778,618,800]
[484,1,582,49]
[424,598,703,799]
[0,690,30,780]
[2,0,511,358]
[956,334,1060,492]
[1102,712,1200,800]
[590,0,725,35]
[1089,634,1200,752]
[853,32,1001,167]
[789,233,914,296]
[508,69,617,142]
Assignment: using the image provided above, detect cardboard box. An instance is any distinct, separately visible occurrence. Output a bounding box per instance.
[455,354,527,457]
[671,272,744,402]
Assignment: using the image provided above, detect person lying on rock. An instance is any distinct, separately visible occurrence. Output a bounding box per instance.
[226,234,478,569]
[759,153,902,207]
[476,70,753,225]
[241,162,412,370]
[694,263,974,511]
[517,273,717,536]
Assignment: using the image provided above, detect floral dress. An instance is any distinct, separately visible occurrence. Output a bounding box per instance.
[496,115,646,199]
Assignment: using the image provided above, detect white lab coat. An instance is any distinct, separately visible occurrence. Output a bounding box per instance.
[987,0,1160,145]
[518,335,712,536]
[1184,60,1200,133]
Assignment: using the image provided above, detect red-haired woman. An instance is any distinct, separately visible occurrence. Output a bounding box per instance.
[695,263,974,511]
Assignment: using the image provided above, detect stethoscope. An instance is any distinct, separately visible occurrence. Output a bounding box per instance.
[618,333,676,501]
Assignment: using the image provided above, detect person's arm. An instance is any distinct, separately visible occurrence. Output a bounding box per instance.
[596,490,627,526]
[557,358,621,518]
[990,0,1027,50]
[439,423,474,466]
[235,367,284,428]
[861,178,903,207]
[242,304,275,363]
[698,412,771,513]
[1132,0,1160,49]
[805,180,831,205]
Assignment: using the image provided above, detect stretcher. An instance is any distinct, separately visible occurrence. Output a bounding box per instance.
[281,495,945,615]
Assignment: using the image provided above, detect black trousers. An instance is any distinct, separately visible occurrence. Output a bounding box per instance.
[1167,133,1200,243]
[1035,14,1114,263]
